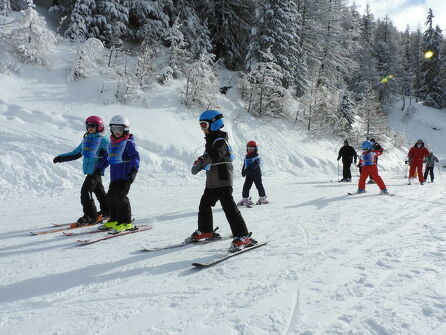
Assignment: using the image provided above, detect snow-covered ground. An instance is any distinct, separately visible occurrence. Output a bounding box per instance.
[1,12,446,335]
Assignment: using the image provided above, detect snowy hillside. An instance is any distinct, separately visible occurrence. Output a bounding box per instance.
[2,12,446,335]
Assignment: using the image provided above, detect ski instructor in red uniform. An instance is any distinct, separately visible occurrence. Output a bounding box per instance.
[407,139,429,185]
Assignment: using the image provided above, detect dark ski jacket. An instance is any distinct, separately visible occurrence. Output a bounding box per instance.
[199,130,234,188]
[242,152,262,177]
[337,145,358,164]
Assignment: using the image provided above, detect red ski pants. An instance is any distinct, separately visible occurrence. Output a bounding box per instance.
[358,165,386,190]
[409,162,424,182]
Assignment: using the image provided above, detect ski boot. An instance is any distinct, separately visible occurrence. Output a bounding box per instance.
[345,178,351,182]
[356,189,366,194]
[338,178,346,182]
[228,233,257,253]
[109,222,137,234]
[237,198,253,206]
[185,227,221,243]
[380,188,389,195]
[74,215,97,227]
[256,196,269,205]
[98,221,117,231]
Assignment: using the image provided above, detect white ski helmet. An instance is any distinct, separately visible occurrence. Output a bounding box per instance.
[109,115,130,130]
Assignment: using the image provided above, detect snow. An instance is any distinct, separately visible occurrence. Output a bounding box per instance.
[1,17,446,335]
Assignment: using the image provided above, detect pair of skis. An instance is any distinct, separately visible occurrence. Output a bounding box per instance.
[141,238,268,268]
[347,191,395,197]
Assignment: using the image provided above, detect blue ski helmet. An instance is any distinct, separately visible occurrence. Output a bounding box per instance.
[361,140,372,150]
[199,110,224,131]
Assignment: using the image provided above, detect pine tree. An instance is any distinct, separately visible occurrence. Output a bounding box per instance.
[339,92,355,132]
[165,16,191,78]
[241,47,289,117]
[420,9,444,108]
[91,0,129,47]
[247,0,302,89]
[8,4,57,65]
[64,0,95,41]
[183,52,218,107]
[356,85,387,139]
[1,0,12,16]
[68,37,104,81]
[400,27,414,111]
[10,0,28,11]
[134,40,156,88]
[127,0,171,42]
[410,28,423,98]
[199,0,254,70]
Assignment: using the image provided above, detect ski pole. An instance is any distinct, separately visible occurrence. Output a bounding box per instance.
[337,160,340,181]
[437,164,442,182]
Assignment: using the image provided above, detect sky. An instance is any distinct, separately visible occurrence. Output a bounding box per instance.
[350,0,446,33]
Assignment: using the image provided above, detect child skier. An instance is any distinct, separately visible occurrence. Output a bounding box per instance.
[407,139,429,185]
[53,116,110,226]
[96,115,140,233]
[424,151,439,182]
[238,140,268,205]
[189,110,257,252]
[355,141,389,194]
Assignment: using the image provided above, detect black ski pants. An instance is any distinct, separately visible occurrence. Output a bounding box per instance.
[424,167,434,182]
[342,161,352,179]
[107,180,132,224]
[198,186,248,237]
[242,174,266,198]
[81,174,109,219]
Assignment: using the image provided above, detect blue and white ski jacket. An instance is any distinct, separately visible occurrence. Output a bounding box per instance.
[58,133,108,175]
[97,134,140,182]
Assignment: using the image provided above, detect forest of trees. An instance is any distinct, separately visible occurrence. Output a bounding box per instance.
[3,0,446,138]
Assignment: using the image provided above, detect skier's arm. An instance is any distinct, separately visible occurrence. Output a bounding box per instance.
[95,150,109,172]
[127,140,140,171]
[53,142,83,163]
[434,156,439,162]
[204,140,228,164]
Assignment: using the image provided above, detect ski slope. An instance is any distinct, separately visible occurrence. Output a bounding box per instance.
[1,15,446,335]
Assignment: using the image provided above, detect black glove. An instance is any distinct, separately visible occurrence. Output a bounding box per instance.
[53,156,62,163]
[241,170,246,177]
[404,160,408,165]
[128,168,138,183]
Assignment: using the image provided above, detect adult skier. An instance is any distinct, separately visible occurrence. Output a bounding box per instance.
[355,141,389,194]
[189,110,256,252]
[423,151,439,183]
[407,139,429,185]
[53,116,110,225]
[337,139,357,182]
[238,140,268,206]
[96,115,140,233]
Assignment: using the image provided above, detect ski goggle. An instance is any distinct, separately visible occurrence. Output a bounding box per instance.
[199,121,209,130]
[86,123,97,128]
[110,125,125,133]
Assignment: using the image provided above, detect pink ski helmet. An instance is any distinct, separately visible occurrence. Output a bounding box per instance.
[85,115,104,132]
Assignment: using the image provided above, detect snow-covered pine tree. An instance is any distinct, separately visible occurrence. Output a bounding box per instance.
[420,9,444,108]
[91,0,128,47]
[241,47,289,117]
[183,52,217,107]
[1,0,12,16]
[64,0,95,41]
[410,28,423,98]
[174,0,212,59]
[339,91,355,132]
[350,4,379,100]
[10,0,28,11]
[247,0,302,89]
[8,4,57,65]
[134,40,155,89]
[49,0,76,34]
[355,85,387,139]
[400,27,414,111]
[165,16,191,78]
[67,37,104,81]
[373,16,401,109]
[127,0,171,43]
[198,0,254,70]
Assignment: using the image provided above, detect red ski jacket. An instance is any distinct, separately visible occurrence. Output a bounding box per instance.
[408,146,429,165]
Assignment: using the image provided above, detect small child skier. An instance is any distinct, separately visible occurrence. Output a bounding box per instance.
[356,141,389,194]
[424,151,439,182]
[189,110,257,252]
[53,116,110,226]
[237,140,268,206]
[96,115,140,233]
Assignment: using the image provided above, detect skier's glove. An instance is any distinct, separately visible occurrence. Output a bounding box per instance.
[241,170,246,177]
[93,169,102,177]
[191,157,205,175]
[53,156,62,163]
[128,168,138,184]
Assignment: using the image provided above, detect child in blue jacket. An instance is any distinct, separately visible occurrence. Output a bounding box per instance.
[96,115,140,233]
[53,116,109,225]
[237,141,268,206]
